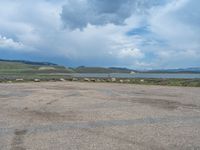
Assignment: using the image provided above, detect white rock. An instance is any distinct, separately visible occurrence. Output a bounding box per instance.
[91,79,96,82]
[60,78,65,81]
[96,79,101,82]
[84,78,90,82]
[125,79,131,83]
[16,79,24,81]
[111,78,116,82]
[72,78,78,81]
[119,80,124,83]
[34,79,40,82]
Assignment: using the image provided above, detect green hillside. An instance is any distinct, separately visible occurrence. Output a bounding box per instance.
[0,60,134,74]
[0,60,73,74]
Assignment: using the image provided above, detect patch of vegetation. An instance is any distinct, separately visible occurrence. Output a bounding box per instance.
[126,78,200,87]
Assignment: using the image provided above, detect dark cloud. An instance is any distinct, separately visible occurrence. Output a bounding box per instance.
[60,0,166,30]
[60,0,132,29]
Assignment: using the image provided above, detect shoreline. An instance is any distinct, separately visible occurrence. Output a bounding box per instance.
[0,76,200,87]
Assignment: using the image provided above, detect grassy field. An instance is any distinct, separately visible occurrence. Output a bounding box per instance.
[0,60,74,74]
[0,60,74,82]
[127,78,200,87]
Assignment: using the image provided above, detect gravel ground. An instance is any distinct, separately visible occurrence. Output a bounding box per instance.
[0,81,200,150]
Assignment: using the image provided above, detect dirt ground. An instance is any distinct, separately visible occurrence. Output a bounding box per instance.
[0,81,200,150]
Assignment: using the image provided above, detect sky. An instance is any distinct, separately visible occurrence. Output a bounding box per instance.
[0,0,199,69]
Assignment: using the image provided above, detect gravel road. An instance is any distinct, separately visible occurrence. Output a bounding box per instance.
[0,82,200,150]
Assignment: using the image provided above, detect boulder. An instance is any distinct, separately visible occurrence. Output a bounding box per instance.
[111,78,116,82]
[140,79,144,82]
[84,78,90,82]
[101,79,105,82]
[72,78,78,81]
[119,80,124,83]
[60,78,66,82]
[34,79,40,82]
[125,79,131,83]
[96,79,101,82]
[16,78,24,82]
[91,78,96,82]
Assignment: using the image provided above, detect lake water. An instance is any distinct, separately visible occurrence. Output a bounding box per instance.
[71,73,200,79]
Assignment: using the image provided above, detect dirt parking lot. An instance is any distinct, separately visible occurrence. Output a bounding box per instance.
[0,82,200,150]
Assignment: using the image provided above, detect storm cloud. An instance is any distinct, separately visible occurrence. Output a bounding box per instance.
[60,0,167,30]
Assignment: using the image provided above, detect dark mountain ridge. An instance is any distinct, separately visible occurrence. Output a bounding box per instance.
[0,59,57,66]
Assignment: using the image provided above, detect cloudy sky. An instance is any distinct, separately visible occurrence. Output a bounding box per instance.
[0,0,199,69]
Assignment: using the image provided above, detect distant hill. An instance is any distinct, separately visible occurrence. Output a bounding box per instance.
[74,66,136,73]
[0,59,57,66]
[144,68,200,73]
[109,67,137,73]
[74,66,200,74]
[0,59,74,74]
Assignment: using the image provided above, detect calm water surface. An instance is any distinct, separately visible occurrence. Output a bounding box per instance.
[71,73,200,79]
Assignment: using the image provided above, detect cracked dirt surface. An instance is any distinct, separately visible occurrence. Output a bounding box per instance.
[0,82,200,150]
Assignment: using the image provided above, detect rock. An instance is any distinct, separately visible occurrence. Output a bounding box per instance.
[140,79,144,82]
[106,79,111,82]
[84,78,90,82]
[111,78,116,82]
[7,81,12,83]
[60,78,66,82]
[96,79,101,82]
[119,80,124,83]
[91,79,96,82]
[72,78,78,81]
[125,79,131,83]
[101,79,105,82]
[16,78,24,82]
[34,79,40,82]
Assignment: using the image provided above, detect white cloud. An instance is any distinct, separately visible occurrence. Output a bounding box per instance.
[0,35,37,52]
[118,48,144,58]
[0,35,24,50]
[148,0,200,51]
